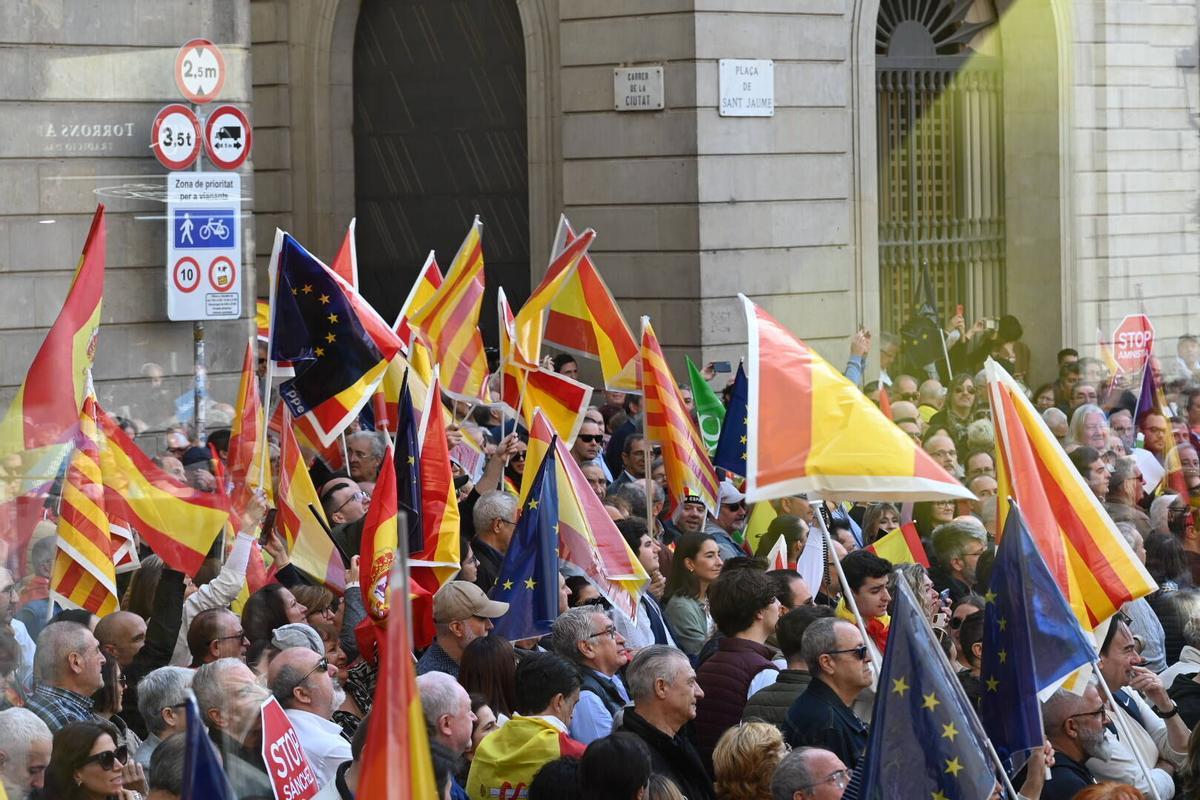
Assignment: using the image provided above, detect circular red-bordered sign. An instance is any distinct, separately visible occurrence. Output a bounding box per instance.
[203,105,252,170]
[151,104,201,170]
[175,38,226,104]
[172,256,201,293]
[208,255,237,293]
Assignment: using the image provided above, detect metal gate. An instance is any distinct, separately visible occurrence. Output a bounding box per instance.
[353,0,529,326]
[876,0,1004,333]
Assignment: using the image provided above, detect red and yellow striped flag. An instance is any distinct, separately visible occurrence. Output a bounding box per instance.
[51,396,117,616]
[640,319,719,513]
[96,404,229,576]
[228,339,273,524]
[0,206,105,480]
[987,358,1155,629]
[278,410,347,591]
[411,376,461,589]
[544,216,639,391]
[408,218,488,401]
[394,252,444,347]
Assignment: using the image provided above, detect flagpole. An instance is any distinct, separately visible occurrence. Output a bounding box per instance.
[639,319,654,544]
[258,342,274,491]
[938,327,954,382]
[813,505,876,681]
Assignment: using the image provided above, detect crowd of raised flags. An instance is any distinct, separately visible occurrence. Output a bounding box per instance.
[0,202,1193,800]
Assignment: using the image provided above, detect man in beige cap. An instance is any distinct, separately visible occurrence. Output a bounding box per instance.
[416,581,509,678]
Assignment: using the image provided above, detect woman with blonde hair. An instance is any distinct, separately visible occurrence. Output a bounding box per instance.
[712,721,786,800]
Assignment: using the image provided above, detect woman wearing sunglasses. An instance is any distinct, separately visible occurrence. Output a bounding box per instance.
[927,372,978,453]
[44,719,140,800]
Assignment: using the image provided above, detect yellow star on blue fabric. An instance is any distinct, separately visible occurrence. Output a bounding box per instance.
[524,577,537,590]
[302,284,313,294]
[314,347,325,357]
[502,579,513,590]
[945,758,963,777]
[891,677,910,696]
[921,692,940,711]
[998,649,1008,664]
[528,499,539,510]
[986,676,1000,692]
[325,332,336,343]
[998,617,1007,631]
[327,313,339,324]
[932,790,949,800]
[984,590,996,603]
[941,722,958,741]
[318,293,330,304]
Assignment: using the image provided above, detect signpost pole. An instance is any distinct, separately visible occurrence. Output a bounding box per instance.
[192,102,207,445]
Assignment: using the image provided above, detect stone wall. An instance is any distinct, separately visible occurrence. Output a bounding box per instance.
[0,1,256,441]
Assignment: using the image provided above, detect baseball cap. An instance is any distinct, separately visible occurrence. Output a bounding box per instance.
[718,480,745,506]
[180,446,213,468]
[433,581,510,624]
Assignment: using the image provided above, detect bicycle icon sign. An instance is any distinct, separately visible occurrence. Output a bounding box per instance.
[174,208,234,248]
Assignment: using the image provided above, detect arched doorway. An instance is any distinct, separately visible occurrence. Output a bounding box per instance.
[876,0,1004,333]
[352,0,530,329]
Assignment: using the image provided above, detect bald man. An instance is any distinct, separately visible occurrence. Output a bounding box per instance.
[95,611,147,669]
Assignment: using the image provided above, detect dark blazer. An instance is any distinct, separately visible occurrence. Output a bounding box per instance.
[783,677,869,768]
[618,707,716,800]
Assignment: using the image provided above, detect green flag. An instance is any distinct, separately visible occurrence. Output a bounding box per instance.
[686,356,725,454]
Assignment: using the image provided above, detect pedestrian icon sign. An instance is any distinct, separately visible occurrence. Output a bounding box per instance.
[174,209,235,248]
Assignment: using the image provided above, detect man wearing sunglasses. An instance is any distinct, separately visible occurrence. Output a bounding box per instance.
[711,481,749,562]
[570,420,607,469]
[783,618,871,769]
[268,646,351,788]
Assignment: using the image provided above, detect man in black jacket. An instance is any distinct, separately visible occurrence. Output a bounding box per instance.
[618,645,715,800]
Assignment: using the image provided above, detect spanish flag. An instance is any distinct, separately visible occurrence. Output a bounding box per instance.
[357,559,438,800]
[96,403,229,576]
[0,205,105,468]
[866,522,929,568]
[51,396,118,616]
[513,228,596,367]
[394,252,444,349]
[522,410,649,624]
[641,318,719,512]
[407,217,489,401]
[986,358,1155,628]
[360,441,399,623]
[544,215,640,392]
[738,294,971,503]
[278,409,347,591]
[499,289,593,446]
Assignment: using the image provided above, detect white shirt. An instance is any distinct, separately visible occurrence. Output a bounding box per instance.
[1087,688,1185,799]
[11,619,34,689]
[285,708,352,788]
[170,532,255,666]
[747,657,787,698]
[1158,645,1200,688]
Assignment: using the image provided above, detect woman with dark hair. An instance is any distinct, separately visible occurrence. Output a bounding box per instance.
[565,575,600,607]
[291,584,341,631]
[928,372,978,451]
[44,719,139,800]
[662,533,723,657]
[912,499,956,539]
[955,610,985,710]
[860,502,900,546]
[241,582,308,649]
[91,655,141,754]
[459,635,517,720]
[753,514,806,566]
[578,732,652,800]
[1032,383,1057,412]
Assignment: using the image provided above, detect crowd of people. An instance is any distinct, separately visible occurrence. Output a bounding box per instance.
[5,314,1200,800]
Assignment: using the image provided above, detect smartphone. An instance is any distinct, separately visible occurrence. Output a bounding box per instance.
[258,508,278,545]
[711,361,732,373]
[939,588,951,605]
[955,304,964,318]
[985,318,997,331]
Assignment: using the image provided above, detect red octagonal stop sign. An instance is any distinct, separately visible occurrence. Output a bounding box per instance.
[1112,314,1156,374]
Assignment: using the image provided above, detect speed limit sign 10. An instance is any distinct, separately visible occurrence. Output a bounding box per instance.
[151,104,201,170]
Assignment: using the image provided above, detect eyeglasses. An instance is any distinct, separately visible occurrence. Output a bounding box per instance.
[963,548,987,559]
[293,658,329,690]
[511,452,526,462]
[210,630,246,645]
[723,501,747,511]
[825,645,869,661]
[1067,706,1109,724]
[333,490,369,515]
[117,674,128,688]
[82,745,129,771]
[928,450,956,459]
[577,434,603,444]
[799,769,851,791]
[586,626,618,641]
[497,518,519,528]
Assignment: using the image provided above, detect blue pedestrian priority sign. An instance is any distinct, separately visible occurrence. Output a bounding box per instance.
[174,208,235,248]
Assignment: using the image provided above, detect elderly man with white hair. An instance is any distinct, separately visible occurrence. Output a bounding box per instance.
[194,657,274,798]
[135,666,194,768]
[25,620,105,732]
[0,707,51,800]
[417,671,475,799]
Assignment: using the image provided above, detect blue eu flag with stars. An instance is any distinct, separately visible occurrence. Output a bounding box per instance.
[979,503,1095,763]
[182,695,235,799]
[394,369,424,555]
[713,364,748,475]
[488,440,561,641]
[858,577,997,800]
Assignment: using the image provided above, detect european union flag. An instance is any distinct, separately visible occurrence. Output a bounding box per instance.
[394,369,424,555]
[713,364,748,475]
[489,440,561,641]
[182,695,235,799]
[270,233,387,441]
[858,578,997,800]
[978,503,1095,763]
